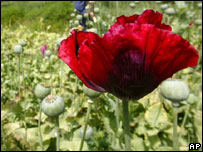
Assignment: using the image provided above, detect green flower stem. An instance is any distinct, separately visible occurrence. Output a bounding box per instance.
[56,116,60,151]
[18,54,21,97]
[122,100,131,151]
[115,98,120,129]
[21,52,24,97]
[38,102,44,151]
[79,101,92,151]
[59,60,63,96]
[172,105,178,151]
[177,105,190,148]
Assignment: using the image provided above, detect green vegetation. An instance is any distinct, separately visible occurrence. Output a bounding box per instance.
[1,1,74,33]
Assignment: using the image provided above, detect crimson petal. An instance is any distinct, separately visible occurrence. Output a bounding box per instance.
[58,30,106,92]
[103,22,198,100]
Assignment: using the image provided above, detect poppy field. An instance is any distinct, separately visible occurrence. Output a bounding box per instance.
[1,1,202,151]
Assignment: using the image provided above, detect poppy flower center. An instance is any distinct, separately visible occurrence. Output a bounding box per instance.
[109,49,152,100]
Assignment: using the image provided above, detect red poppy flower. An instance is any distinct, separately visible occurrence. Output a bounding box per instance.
[58,10,199,100]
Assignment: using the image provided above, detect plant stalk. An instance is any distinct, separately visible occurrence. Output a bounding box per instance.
[38,102,44,151]
[122,100,131,151]
[79,102,92,151]
[18,54,21,97]
[173,105,178,151]
[56,116,60,151]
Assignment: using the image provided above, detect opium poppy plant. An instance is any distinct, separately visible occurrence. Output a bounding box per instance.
[58,10,199,100]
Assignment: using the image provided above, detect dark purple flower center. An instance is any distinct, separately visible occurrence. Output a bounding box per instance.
[108,49,155,100]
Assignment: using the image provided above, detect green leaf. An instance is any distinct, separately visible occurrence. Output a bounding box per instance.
[194,111,202,144]
[131,135,145,151]
[145,102,169,128]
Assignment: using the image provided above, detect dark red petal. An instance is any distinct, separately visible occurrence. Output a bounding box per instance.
[103,23,198,100]
[136,9,172,31]
[78,40,111,90]
[140,24,199,84]
[115,14,139,25]
[58,30,106,92]
[110,10,171,31]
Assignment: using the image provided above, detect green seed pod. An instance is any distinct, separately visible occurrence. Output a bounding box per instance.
[70,13,75,18]
[107,14,111,19]
[160,79,190,104]
[165,8,176,15]
[69,20,73,24]
[195,19,202,25]
[42,95,65,117]
[129,3,136,8]
[85,5,90,10]
[34,83,51,99]
[57,37,66,47]
[160,4,168,10]
[84,13,88,19]
[80,125,94,141]
[94,7,100,14]
[83,84,101,98]
[155,1,162,3]
[76,14,83,21]
[197,2,202,8]
[87,21,94,27]
[89,1,95,4]
[186,94,198,105]
[19,40,27,47]
[175,1,187,9]
[74,20,80,26]
[14,45,22,54]
[44,50,52,59]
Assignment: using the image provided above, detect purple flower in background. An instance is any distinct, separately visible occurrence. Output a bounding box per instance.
[40,44,48,56]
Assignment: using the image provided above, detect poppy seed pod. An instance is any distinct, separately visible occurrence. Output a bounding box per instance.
[74,20,80,26]
[160,4,168,10]
[76,14,83,21]
[85,5,90,10]
[165,8,176,15]
[84,13,88,19]
[34,83,51,99]
[19,40,27,47]
[71,13,75,18]
[94,7,99,14]
[155,1,162,3]
[129,3,136,8]
[160,79,190,103]
[44,50,52,59]
[14,45,22,54]
[197,3,202,8]
[83,84,101,98]
[195,19,202,25]
[80,126,93,141]
[41,95,65,117]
